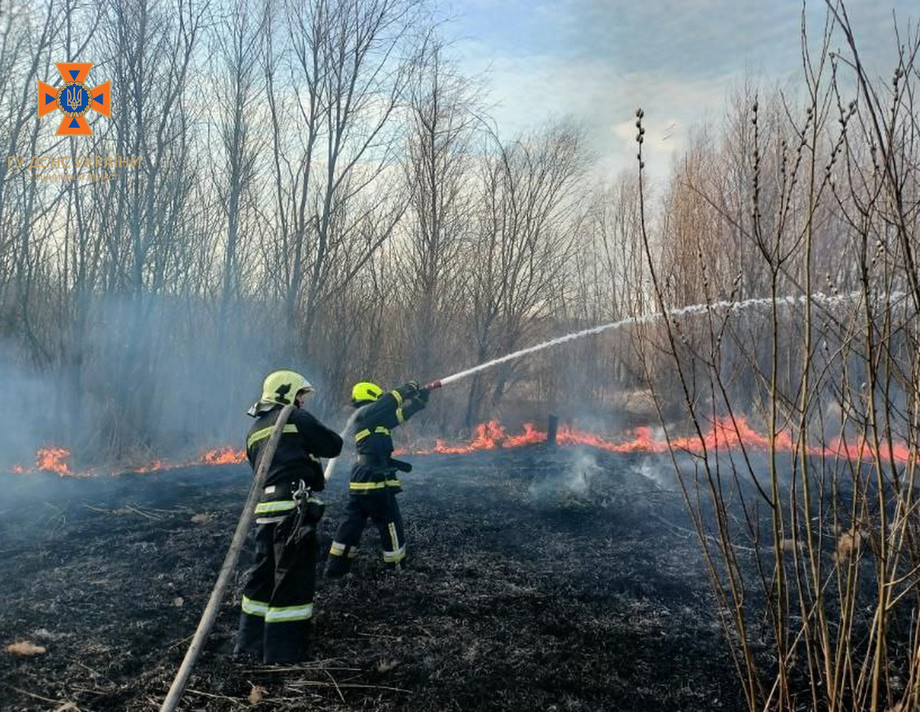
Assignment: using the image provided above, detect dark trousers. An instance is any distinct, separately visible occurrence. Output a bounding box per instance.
[326,491,406,576]
[235,517,317,663]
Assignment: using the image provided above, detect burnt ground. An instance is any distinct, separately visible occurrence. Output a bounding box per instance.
[0,448,744,711]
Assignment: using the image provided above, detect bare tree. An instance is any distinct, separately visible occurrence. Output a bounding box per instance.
[463,123,586,426]
[396,37,478,380]
[264,0,421,353]
[209,0,266,350]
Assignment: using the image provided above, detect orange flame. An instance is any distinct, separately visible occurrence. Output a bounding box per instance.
[201,447,247,466]
[35,447,72,475]
[402,417,917,465]
[415,420,511,454]
[7,445,247,477]
[4,417,917,477]
[123,447,246,474]
[132,460,166,474]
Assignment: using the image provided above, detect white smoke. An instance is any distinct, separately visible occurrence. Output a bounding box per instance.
[527,449,605,504]
[0,342,65,467]
[631,457,673,490]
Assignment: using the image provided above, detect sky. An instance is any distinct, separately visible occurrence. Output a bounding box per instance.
[444,0,917,183]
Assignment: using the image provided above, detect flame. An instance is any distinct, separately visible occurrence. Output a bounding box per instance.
[201,447,247,465]
[35,447,72,475]
[7,445,247,477]
[4,416,917,477]
[415,420,510,454]
[132,460,166,474]
[123,447,246,474]
[124,447,246,474]
[505,422,547,448]
[403,416,917,465]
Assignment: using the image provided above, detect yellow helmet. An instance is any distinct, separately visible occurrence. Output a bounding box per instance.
[351,381,382,405]
[261,370,314,406]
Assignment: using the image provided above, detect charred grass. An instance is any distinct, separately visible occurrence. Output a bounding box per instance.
[0,449,741,711]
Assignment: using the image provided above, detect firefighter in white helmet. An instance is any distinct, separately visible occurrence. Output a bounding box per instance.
[234,370,342,664]
[325,379,430,577]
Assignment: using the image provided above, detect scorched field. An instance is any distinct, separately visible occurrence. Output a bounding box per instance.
[0,447,742,711]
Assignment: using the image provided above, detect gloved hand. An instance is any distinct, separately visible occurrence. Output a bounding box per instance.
[415,388,430,404]
[405,379,420,393]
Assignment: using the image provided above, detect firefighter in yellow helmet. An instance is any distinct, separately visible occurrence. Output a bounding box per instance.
[325,379,430,577]
[234,370,342,664]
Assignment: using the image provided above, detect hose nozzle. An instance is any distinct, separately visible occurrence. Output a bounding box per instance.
[424,379,443,390]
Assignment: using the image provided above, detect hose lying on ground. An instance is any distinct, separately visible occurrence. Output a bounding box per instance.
[160,403,296,712]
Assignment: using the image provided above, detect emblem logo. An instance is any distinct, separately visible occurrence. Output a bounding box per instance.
[38,63,111,136]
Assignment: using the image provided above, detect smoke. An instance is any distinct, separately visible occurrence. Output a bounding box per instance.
[525,439,682,512]
[561,450,603,496]
[528,449,606,505]
[630,457,674,490]
[87,293,335,464]
[0,293,340,471]
[0,342,63,468]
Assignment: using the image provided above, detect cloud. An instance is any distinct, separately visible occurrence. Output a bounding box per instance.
[456,38,731,179]
[446,0,917,181]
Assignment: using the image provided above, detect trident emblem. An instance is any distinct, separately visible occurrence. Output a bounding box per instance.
[37,63,111,136]
[66,86,82,113]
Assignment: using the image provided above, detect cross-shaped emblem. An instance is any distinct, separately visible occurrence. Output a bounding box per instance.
[38,63,111,136]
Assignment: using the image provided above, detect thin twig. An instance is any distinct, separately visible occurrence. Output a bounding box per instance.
[238,659,356,673]
[186,688,244,702]
[75,659,108,681]
[67,686,106,696]
[167,634,195,650]
[323,667,346,703]
[286,681,410,693]
[10,686,63,704]
[651,512,759,553]
[125,504,163,520]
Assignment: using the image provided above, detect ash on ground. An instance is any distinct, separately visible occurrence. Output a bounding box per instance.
[1,448,739,711]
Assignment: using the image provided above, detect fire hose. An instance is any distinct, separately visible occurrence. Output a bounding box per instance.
[160,403,296,712]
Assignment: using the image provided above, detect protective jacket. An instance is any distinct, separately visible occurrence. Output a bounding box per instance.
[235,403,342,664]
[348,383,427,495]
[325,382,426,577]
[246,405,342,522]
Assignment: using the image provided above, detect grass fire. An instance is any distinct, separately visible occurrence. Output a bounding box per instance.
[0,438,744,711]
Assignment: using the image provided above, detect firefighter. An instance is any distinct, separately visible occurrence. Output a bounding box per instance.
[325,380,429,577]
[234,370,343,664]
